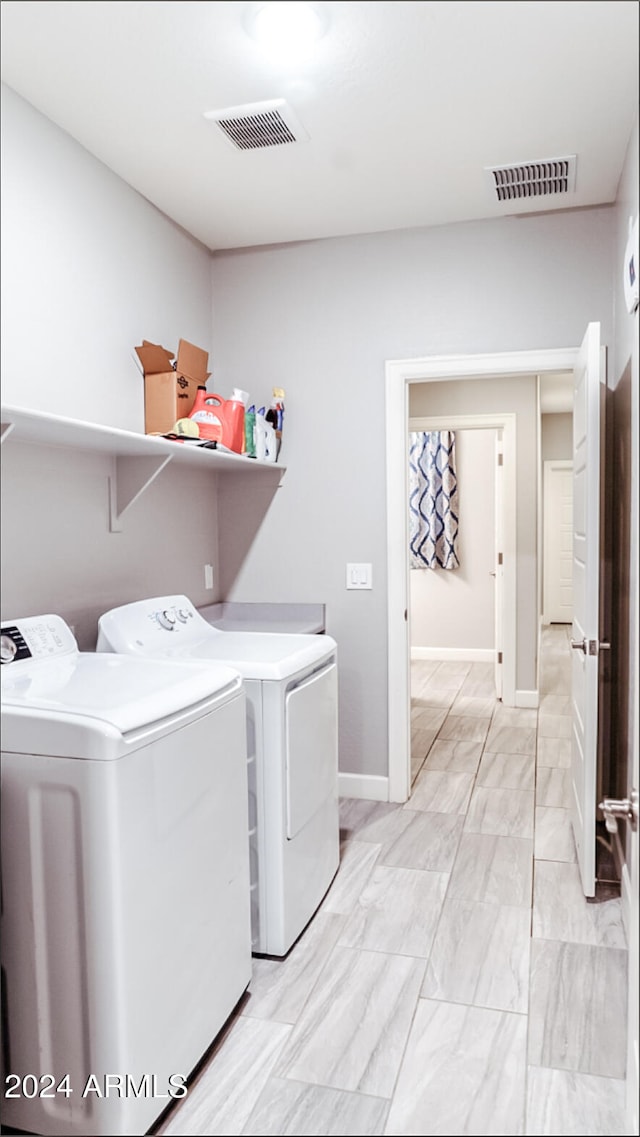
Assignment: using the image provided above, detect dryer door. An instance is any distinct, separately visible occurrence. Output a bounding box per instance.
[286,661,338,840]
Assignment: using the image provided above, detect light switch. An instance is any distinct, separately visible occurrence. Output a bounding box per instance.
[346,563,372,589]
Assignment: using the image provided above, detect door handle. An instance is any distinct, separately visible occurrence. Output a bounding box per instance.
[599,790,638,834]
[571,638,611,655]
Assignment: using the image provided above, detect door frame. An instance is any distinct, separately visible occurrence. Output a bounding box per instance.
[542,458,574,624]
[408,413,509,694]
[386,347,579,803]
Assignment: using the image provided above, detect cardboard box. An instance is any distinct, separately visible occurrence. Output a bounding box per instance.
[135,339,211,435]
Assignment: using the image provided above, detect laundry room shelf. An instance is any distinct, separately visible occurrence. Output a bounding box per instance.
[1,404,285,531]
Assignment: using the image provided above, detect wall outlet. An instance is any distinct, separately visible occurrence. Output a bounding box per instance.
[346,563,372,589]
[204,564,214,590]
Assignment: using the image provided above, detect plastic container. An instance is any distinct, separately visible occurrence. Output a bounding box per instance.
[188,388,245,452]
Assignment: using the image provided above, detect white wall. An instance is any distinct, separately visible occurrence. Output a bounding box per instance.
[410,429,495,653]
[211,208,615,776]
[0,88,222,645]
[1,86,213,428]
[541,413,573,461]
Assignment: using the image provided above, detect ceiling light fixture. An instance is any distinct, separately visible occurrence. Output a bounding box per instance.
[244,2,329,61]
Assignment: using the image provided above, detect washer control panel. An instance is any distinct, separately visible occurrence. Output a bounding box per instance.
[97,596,211,655]
[153,605,195,632]
[0,616,77,665]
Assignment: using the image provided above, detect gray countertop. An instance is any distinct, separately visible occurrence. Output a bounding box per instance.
[197,602,326,635]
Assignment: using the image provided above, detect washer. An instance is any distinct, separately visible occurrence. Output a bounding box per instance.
[1,614,251,1137]
[97,595,339,957]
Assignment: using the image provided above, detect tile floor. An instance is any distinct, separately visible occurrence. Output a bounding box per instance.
[157,626,628,1136]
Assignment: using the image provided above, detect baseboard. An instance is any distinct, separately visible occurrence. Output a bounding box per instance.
[338,773,389,801]
[515,689,539,708]
[411,647,494,662]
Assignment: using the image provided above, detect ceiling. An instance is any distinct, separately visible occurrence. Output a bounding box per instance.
[1,2,638,252]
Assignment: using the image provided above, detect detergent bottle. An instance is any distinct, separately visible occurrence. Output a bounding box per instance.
[223,388,248,454]
[188,387,247,451]
[188,388,225,442]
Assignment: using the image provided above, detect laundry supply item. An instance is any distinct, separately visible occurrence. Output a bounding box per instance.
[244,404,256,457]
[255,408,277,463]
[189,388,246,451]
[174,417,200,437]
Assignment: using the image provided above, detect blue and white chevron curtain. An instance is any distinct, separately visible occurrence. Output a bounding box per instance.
[409,431,460,570]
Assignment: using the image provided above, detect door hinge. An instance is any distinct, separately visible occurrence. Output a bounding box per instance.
[497,651,503,664]
[498,552,503,565]
[497,453,503,466]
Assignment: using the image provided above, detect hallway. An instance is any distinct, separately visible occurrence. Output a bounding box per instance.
[158,626,628,1136]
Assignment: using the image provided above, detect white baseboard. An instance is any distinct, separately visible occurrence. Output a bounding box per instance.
[411,647,494,662]
[515,689,539,708]
[338,773,389,801]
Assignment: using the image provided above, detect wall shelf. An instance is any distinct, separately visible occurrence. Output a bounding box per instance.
[1,404,285,531]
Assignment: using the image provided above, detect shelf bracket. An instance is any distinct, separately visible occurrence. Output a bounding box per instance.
[1,421,16,445]
[109,453,173,532]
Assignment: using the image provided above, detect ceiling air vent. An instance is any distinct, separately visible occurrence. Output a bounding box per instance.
[204,99,309,151]
[485,156,577,202]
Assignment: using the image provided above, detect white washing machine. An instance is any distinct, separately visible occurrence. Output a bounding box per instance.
[97,596,339,957]
[0,614,251,1137]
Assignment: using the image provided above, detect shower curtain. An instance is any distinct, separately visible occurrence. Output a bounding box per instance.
[409,430,460,569]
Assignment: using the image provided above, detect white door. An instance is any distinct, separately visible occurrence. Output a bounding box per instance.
[544,460,573,623]
[494,433,503,699]
[570,322,603,897]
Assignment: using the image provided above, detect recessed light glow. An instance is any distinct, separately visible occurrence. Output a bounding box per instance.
[246,3,328,61]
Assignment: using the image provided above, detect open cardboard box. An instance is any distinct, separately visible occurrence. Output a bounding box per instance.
[135,339,211,435]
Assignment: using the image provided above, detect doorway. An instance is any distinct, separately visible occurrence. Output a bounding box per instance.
[385,346,580,804]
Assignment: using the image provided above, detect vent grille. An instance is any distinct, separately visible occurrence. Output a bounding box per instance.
[204,99,308,151]
[486,156,577,202]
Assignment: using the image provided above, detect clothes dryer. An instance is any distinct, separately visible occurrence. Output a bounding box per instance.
[1,614,251,1136]
[97,596,339,957]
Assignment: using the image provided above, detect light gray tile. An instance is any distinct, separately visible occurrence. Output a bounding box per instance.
[477,751,535,791]
[408,769,475,814]
[424,738,483,773]
[534,807,577,862]
[244,912,347,1024]
[413,687,456,710]
[537,713,572,739]
[410,726,437,766]
[448,833,533,908]
[537,766,573,808]
[537,736,572,768]
[449,693,496,718]
[425,669,466,691]
[277,945,425,1097]
[464,786,534,838]
[485,723,537,755]
[459,670,497,697]
[241,1078,388,1137]
[321,841,381,915]
[338,865,448,958]
[532,861,626,948]
[434,660,472,677]
[385,1000,527,1136]
[158,1016,292,1136]
[422,898,530,1013]
[539,694,572,716]
[491,705,538,729]
[437,714,490,743]
[379,810,463,873]
[526,1067,626,1136]
[339,799,405,846]
[410,706,448,731]
[528,939,628,1078]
